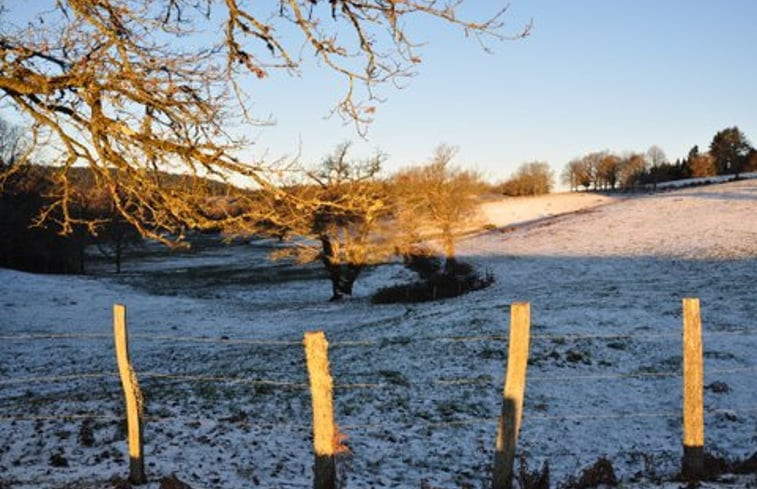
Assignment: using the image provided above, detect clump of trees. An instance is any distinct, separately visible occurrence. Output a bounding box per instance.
[561,126,756,192]
[0,164,88,273]
[498,161,554,196]
[0,160,143,274]
[562,151,647,191]
[257,143,490,301]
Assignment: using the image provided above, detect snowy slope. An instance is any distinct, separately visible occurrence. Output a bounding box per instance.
[1,180,755,489]
[465,179,757,260]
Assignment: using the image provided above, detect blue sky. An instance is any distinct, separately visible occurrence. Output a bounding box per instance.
[3,1,755,184]
[245,0,757,182]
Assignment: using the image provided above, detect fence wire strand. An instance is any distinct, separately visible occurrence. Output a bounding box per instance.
[1,328,754,347]
[3,407,755,432]
[3,366,754,389]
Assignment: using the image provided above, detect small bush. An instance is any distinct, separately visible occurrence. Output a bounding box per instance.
[402,250,443,280]
[518,456,550,489]
[372,260,493,304]
[559,456,617,488]
[680,451,757,480]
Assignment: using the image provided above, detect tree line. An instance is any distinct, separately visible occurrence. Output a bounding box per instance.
[561,127,757,192]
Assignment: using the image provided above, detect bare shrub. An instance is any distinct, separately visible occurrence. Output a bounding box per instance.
[558,456,617,489]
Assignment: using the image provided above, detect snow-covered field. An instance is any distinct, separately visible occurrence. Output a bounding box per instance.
[1,179,756,489]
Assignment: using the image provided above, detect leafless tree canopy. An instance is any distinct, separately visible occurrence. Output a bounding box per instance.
[392,144,484,265]
[266,142,393,299]
[0,1,528,244]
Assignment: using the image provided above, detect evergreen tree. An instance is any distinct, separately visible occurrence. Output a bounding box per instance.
[709,127,753,177]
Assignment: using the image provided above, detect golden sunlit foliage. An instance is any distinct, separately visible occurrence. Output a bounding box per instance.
[0,1,528,244]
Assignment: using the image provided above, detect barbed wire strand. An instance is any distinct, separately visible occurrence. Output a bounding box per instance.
[1,328,753,347]
[434,366,757,385]
[0,372,116,385]
[0,371,386,390]
[2,366,754,389]
[1,406,755,429]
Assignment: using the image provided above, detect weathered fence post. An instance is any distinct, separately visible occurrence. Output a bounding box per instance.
[304,331,337,489]
[492,302,531,489]
[682,297,704,480]
[113,303,146,485]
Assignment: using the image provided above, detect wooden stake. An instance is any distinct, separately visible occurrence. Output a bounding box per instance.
[304,331,337,489]
[113,304,146,485]
[682,298,704,480]
[492,302,531,489]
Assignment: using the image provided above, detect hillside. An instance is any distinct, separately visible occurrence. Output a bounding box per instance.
[468,178,757,259]
[0,180,755,489]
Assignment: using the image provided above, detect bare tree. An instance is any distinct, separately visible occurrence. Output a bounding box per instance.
[581,151,607,190]
[597,153,621,190]
[0,118,27,167]
[269,143,393,300]
[0,1,528,244]
[562,158,592,191]
[645,145,668,188]
[392,144,485,272]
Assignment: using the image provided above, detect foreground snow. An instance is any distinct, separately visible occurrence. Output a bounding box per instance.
[1,180,755,489]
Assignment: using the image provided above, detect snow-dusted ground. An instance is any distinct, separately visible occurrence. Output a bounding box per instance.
[1,180,755,489]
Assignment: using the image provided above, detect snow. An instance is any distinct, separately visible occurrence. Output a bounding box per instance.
[1,180,756,489]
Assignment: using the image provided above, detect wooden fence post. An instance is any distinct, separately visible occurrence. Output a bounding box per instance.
[113,304,146,485]
[304,331,337,489]
[492,302,531,489]
[682,298,704,480]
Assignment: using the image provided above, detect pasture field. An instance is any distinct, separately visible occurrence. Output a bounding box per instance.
[1,179,755,488]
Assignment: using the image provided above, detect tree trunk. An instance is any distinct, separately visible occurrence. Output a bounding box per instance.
[320,236,362,301]
[324,262,362,301]
[115,239,122,274]
[442,231,456,274]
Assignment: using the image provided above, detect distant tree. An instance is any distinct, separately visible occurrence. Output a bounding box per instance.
[597,153,621,190]
[499,161,554,196]
[687,153,717,178]
[392,145,485,272]
[709,127,753,177]
[746,149,757,172]
[581,151,608,190]
[0,118,28,167]
[574,158,594,191]
[647,145,668,168]
[687,145,700,162]
[618,153,647,190]
[84,187,143,273]
[268,143,392,300]
[645,145,669,188]
[561,159,581,192]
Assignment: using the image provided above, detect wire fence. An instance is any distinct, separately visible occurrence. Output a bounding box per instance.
[1,309,756,487]
[1,327,755,345]
[3,365,757,389]
[1,327,755,421]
